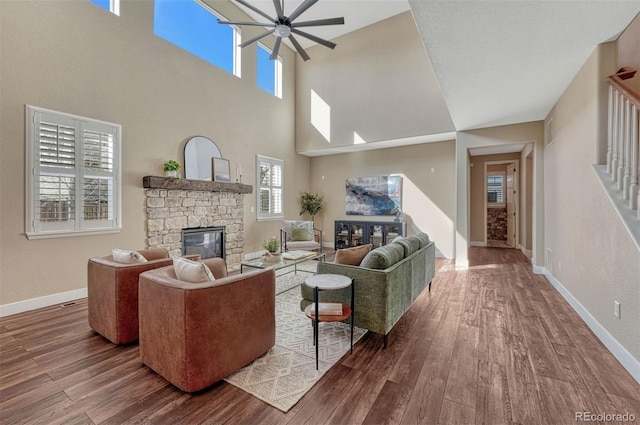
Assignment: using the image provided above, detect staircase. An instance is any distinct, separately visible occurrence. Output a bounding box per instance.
[596,67,640,249]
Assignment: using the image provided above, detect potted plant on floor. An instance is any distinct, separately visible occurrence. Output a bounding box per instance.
[261,236,282,263]
[299,192,324,223]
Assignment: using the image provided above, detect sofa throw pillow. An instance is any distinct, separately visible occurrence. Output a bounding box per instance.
[291,222,312,241]
[335,244,373,266]
[359,243,404,270]
[112,249,148,264]
[173,256,215,283]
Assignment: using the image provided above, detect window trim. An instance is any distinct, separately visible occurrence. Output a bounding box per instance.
[90,0,120,15]
[257,43,283,98]
[256,155,284,221]
[193,0,241,78]
[25,105,122,240]
[487,171,506,207]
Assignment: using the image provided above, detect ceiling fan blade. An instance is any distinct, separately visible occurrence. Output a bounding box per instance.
[270,37,282,60]
[291,28,336,49]
[234,0,275,22]
[288,34,310,61]
[291,17,344,28]
[287,0,318,22]
[218,19,274,27]
[240,29,276,48]
[272,0,284,19]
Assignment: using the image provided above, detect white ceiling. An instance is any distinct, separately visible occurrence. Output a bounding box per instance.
[232,0,410,48]
[234,0,640,156]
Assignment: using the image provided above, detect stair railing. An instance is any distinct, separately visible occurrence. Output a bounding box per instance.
[607,67,640,218]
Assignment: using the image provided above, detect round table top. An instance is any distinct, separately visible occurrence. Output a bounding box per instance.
[304,273,352,290]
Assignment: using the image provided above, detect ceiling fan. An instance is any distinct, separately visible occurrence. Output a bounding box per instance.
[217,0,344,61]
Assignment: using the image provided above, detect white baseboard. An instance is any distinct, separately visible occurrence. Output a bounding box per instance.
[243,250,267,261]
[323,242,335,250]
[518,244,532,258]
[470,241,486,247]
[0,288,88,317]
[542,268,640,384]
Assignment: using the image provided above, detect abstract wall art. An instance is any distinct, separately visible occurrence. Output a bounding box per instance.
[345,175,402,216]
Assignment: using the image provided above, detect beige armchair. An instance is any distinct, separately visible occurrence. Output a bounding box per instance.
[280,220,323,253]
[138,258,276,392]
[87,249,200,345]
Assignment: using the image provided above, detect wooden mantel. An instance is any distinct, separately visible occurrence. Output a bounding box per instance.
[143,176,253,194]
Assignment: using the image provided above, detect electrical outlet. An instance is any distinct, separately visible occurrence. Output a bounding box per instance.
[250,206,255,213]
[614,301,621,319]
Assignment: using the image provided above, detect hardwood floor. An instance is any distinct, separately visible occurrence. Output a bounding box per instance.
[1,247,639,424]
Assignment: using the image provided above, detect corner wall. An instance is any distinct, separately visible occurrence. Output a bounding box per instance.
[0,0,307,307]
[544,41,640,363]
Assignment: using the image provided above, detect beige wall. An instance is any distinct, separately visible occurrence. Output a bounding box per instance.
[469,152,521,243]
[618,13,640,92]
[309,141,456,258]
[295,12,454,155]
[544,42,640,360]
[456,122,544,267]
[0,0,309,305]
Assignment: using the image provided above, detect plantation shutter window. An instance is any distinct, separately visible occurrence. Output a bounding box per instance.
[256,155,283,221]
[26,106,122,239]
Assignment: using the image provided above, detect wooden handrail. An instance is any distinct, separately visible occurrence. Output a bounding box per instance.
[608,67,640,109]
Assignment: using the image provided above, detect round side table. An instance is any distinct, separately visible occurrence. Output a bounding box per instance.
[304,274,354,370]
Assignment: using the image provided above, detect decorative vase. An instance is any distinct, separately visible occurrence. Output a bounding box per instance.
[262,252,282,263]
[165,170,178,178]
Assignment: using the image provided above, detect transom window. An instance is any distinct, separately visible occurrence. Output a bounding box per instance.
[256,155,283,221]
[487,172,505,205]
[90,0,120,15]
[154,0,241,77]
[257,44,282,98]
[26,106,122,239]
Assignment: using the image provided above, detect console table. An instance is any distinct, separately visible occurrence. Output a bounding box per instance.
[334,220,406,249]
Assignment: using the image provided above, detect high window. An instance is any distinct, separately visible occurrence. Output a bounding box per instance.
[256,155,283,221]
[26,106,122,239]
[487,172,505,205]
[90,0,120,15]
[154,0,241,77]
[257,44,282,98]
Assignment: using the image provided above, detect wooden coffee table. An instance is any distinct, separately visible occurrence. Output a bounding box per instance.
[303,274,354,370]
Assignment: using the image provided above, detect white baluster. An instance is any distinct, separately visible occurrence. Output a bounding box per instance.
[612,89,620,181]
[617,93,626,189]
[623,98,632,199]
[630,105,638,211]
[607,85,614,173]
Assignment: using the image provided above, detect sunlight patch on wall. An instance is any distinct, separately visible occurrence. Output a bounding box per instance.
[353,132,366,145]
[402,175,455,258]
[311,89,331,143]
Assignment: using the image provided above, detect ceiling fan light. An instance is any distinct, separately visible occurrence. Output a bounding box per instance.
[274,24,291,37]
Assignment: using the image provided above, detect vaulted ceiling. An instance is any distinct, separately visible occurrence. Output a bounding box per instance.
[235,0,640,142]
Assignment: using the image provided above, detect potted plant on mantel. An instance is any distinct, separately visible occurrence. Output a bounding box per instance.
[261,236,282,263]
[163,160,181,178]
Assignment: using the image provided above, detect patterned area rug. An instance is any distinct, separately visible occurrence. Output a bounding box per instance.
[224,263,366,412]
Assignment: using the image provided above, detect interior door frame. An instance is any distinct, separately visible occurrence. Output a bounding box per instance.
[483,159,520,247]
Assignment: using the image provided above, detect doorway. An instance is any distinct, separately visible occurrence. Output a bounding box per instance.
[484,160,519,248]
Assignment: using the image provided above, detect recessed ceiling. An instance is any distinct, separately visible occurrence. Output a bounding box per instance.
[230,0,410,48]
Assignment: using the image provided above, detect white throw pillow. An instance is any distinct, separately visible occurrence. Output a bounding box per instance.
[112,249,148,264]
[173,256,215,283]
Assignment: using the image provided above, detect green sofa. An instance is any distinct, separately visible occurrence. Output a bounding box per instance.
[300,232,436,347]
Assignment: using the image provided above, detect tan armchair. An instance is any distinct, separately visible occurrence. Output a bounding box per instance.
[87,249,200,345]
[280,220,323,253]
[138,258,276,392]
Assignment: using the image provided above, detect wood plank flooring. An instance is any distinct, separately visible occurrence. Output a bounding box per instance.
[1,247,639,424]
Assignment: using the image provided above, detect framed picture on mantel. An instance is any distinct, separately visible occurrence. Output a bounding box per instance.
[212,158,231,182]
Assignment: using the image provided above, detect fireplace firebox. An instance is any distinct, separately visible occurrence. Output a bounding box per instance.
[182,227,225,260]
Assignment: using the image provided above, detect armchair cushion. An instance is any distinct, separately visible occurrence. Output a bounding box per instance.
[283,220,313,242]
[173,256,214,283]
[111,248,148,264]
[291,222,312,241]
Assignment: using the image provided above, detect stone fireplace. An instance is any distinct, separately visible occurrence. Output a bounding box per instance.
[143,176,252,267]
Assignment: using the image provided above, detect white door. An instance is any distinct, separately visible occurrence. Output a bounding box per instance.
[506,164,517,247]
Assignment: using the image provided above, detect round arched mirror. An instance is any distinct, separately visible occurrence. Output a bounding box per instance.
[183,136,222,180]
